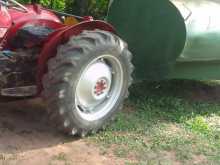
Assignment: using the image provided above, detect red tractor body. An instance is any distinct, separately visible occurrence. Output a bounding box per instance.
[0,1,130,137]
[0,3,115,95]
[0,6,11,38]
[1,3,115,49]
[0,4,61,42]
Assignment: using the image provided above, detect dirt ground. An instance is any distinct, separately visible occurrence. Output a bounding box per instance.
[0,98,123,165]
[0,82,219,165]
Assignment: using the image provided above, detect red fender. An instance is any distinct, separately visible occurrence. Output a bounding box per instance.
[37,20,116,93]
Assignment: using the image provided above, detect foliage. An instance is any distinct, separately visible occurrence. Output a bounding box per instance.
[89,80,220,164]
[17,0,109,19]
[87,0,109,18]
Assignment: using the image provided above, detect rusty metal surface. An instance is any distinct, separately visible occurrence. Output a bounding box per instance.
[0,49,38,89]
[171,0,220,61]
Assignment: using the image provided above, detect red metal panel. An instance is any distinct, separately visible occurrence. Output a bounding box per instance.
[0,6,12,42]
[1,4,64,49]
[0,6,11,28]
[8,4,61,24]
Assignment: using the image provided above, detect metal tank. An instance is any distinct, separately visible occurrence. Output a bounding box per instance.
[107,0,186,81]
[171,0,220,62]
[108,0,220,81]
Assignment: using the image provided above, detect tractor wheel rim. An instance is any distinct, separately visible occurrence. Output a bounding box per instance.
[75,55,124,121]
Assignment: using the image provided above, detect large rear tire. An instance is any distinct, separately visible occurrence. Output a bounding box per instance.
[42,30,134,137]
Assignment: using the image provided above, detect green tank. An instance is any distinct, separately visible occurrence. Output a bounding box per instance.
[108,0,220,81]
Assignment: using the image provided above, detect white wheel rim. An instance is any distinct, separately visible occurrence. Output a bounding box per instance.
[75,54,124,121]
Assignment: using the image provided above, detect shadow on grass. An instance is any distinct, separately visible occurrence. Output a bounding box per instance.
[91,80,220,164]
[127,80,220,125]
[89,80,220,136]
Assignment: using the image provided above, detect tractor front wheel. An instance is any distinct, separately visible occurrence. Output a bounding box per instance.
[42,30,133,137]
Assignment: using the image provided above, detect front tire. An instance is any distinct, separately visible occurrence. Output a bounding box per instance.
[42,30,134,137]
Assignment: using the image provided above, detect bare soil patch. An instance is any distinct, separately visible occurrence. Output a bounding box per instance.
[0,98,123,165]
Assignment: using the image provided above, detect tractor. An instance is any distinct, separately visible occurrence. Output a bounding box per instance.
[0,0,133,137]
[1,0,220,137]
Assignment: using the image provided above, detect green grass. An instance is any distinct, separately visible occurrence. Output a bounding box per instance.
[89,80,220,165]
[52,152,67,161]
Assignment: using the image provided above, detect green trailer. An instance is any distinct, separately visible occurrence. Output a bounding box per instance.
[108,0,220,81]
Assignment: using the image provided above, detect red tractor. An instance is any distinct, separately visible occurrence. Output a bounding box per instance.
[0,0,133,136]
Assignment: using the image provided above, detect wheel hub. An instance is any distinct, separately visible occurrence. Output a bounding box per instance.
[94,78,108,97]
[75,55,124,121]
[76,61,112,109]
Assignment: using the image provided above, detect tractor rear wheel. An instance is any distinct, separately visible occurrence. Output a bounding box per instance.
[42,30,133,137]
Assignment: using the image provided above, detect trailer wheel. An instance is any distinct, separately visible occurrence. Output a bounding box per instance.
[42,30,134,137]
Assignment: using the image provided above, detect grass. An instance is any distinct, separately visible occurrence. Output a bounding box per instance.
[52,152,67,161]
[89,80,220,165]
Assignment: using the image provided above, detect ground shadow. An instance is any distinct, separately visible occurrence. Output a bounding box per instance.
[127,80,220,125]
[0,80,219,155]
[130,80,220,103]
[0,98,75,154]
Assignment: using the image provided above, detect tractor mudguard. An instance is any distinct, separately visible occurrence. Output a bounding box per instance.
[37,20,115,92]
[107,0,186,81]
